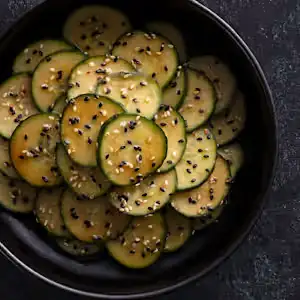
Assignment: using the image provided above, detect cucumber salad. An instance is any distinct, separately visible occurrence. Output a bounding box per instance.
[0,5,246,268]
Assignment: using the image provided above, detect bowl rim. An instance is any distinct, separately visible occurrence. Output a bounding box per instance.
[0,0,278,298]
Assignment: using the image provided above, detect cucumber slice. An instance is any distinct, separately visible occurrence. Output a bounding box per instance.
[68,56,135,100]
[63,5,131,56]
[175,127,217,191]
[112,31,179,88]
[0,137,19,179]
[162,66,186,109]
[10,113,62,187]
[13,40,72,73]
[56,238,102,257]
[56,144,111,199]
[188,56,236,114]
[61,189,131,242]
[164,206,192,252]
[192,205,223,231]
[0,172,37,213]
[32,51,85,112]
[110,170,177,216]
[61,94,124,167]
[98,114,167,186]
[178,68,216,132]
[35,188,69,237]
[218,142,244,178]
[209,90,246,146]
[146,21,187,62]
[154,105,187,172]
[52,96,68,116]
[96,72,161,119]
[106,213,166,269]
[0,74,39,138]
[171,156,230,217]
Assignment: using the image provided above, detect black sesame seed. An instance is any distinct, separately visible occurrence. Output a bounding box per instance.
[132,98,138,103]
[152,73,156,78]
[191,178,196,183]
[193,164,198,169]
[170,81,177,88]
[87,137,93,144]
[152,162,156,167]
[56,70,63,80]
[120,145,126,150]
[84,220,92,228]
[134,167,140,172]
[186,169,192,174]
[227,120,235,125]
[104,222,111,229]
[142,193,147,197]
[19,155,25,159]
[167,160,173,165]
[187,160,192,165]
[80,34,87,40]
[42,176,49,183]
[46,57,52,62]
[198,149,203,153]
[146,46,151,51]
[205,168,210,172]
[138,48,145,53]
[77,129,83,136]
[135,200,141,206]
[194,95,201,100]
[203,155,209,158]
[164,66,168,72]
[92,114,97,120]
[122,41,128,46]
[178,139,184,144]
[130,250,136,254]
[197,137,203,141]
[207,135,211,140]
[9,106,16,115]
[136,108,141,113]
[84,124,91,129]
[148,207,153,211]
[218,129,222,135]
[160,122,167,127]
[176,90,181,95]
[84,96,90,102]
[24,134,28,140]
[26,58,31,64]
[160,187,166,192]
[232,128,238,133]
[127,140,132,145]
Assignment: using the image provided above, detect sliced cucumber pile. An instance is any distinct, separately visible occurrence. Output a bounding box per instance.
[113,31,178,88]
[35,188,69,237]
[56,238,102,257]
[32,51,85,112]
[13,40,72,73]
[164,206,192,252]
[110,170,177,216]
[0,137,19,179]
[61,190,131,242]
[106,213,166,269]
[146,21,187,62]
[0,74,39,138]
[2,4,246,267]
[0,172,37,213]
[61,94,124,167]
[10,114,62,187]
[162,66,186,109]
[64,5,131,56]
[188,56,236,114]
[179,68,216,132]
[175,127,217,191]
[96,72,161,119]
[171,156,230,217]
[98,114,167,186]
[56,144,111,199]
[209,90,246,146]
[154,105,187,172]
[68,56,135,100]
[192,205,223,231]
[218,142,244,178]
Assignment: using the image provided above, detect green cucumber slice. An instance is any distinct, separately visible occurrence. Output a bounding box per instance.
[56,238,102,257]
[209,90,246,146]
[179,68,216,132]
[218,142,244,178]
[112,31,179,88]
[162,66,186,109]
[0,137,19,179]
[0,74,39,138]
[35,187,69,237]
[68,56,135,100]
[98,114,167,186]
[192,205,223,231]
[61,94,124,167]
[10,113,62,187]
[189,56,236,114]
[175,127,217,191]
[63,5,131,56]
[61,189,131,242]
[13,40,72,73]
[164,206,192,252]
[110,169,177,216]
[52,96,68,116]
[56,144,111,199]
[96,72,161,119]
[154,105,187,172]
[171,156,230,217]
[146,21,187,62]
[32,51,85,112]
[106,213,166,269]
[0,172,37,213]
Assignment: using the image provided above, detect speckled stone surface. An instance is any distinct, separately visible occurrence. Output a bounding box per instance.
[0,0,299,299]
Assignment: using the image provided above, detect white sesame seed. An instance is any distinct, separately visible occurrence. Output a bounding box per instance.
[113,129,120,134]
[68,149,72,154]
[49,67,56,72]
[156,51,162,56]
[165,180,169,185]
[120,121,127,127]
[105,132,110,136]
[172,151,177,158]
[152,236,157,240]
[107,160,113,166]
[148,225,153,229]
[136,116,140,121]
[40,44,44,49]
[48,87,54,92]
[50,75,55,81]
[187,104,193,108]
[115,168,120,174]
[48,116,55,120]
[168,44,174,48]
[100,110,107,116]
[150,156,156,161]
[88,61,95,67]
[109,146,114,152]
[24,48,29,53]
[76,70,82,75]
[2,92,8,98]
[25,109,29,116]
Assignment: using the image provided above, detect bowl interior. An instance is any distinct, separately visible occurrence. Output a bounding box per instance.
[0,0,277,297]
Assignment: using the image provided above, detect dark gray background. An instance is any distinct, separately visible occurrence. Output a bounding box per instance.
[0,0,299,299]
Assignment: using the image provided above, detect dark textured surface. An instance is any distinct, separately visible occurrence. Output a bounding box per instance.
[0,0,299,299]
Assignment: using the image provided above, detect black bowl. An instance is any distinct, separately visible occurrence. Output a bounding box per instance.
[0,0,277,298]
